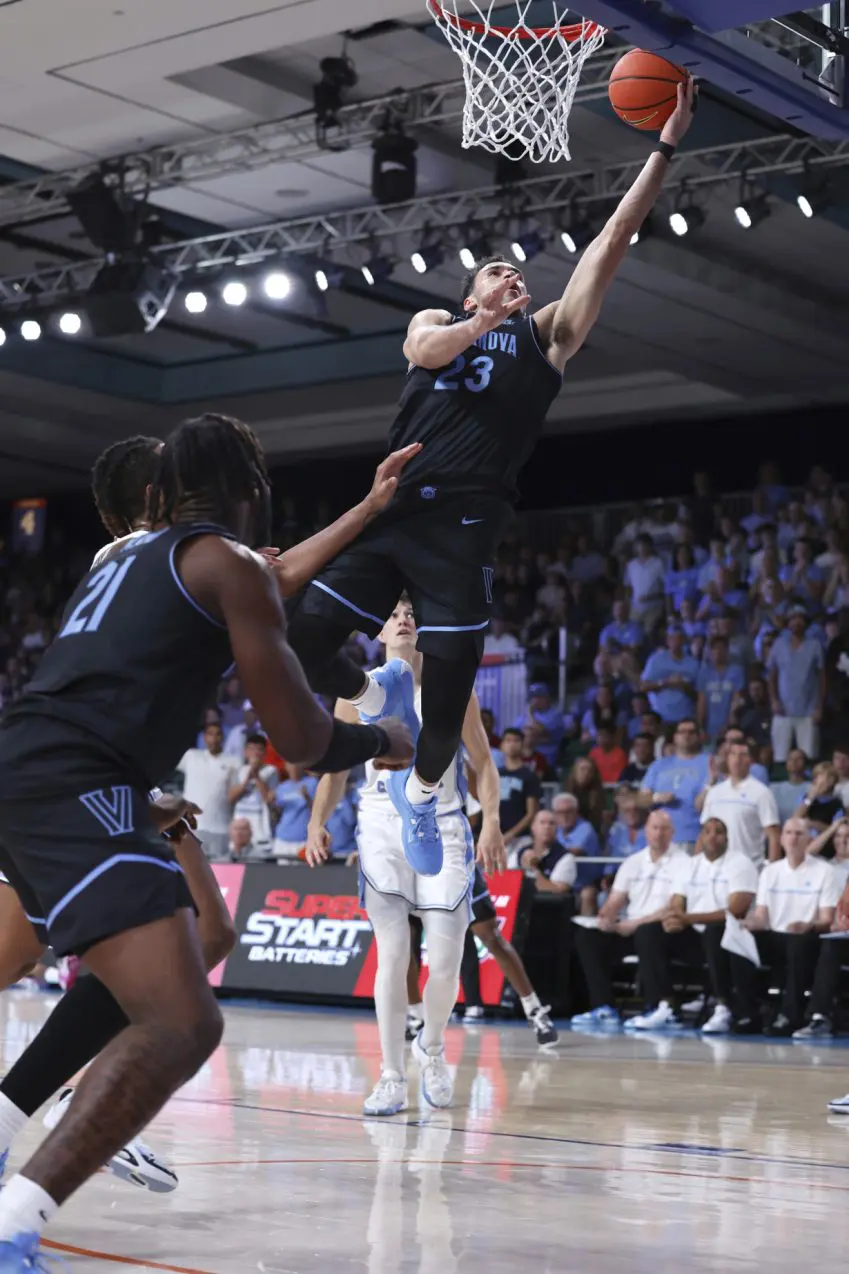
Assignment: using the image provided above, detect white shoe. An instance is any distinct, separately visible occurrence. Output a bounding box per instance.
[44,1088,178,1193]
[828,1093,849,1114]
[462,1005,485,1023]
[625,1001,683,1032]
[405,1009,424,1042]
[363,1072,408,1117]
[701,1004,733,1035]
[681,994,705,1015]
[412,1031,454,1109]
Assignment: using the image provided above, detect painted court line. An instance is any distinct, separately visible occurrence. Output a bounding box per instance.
[42,1237,215,1273]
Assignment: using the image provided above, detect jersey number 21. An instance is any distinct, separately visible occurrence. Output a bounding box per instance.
[59,559,136,638]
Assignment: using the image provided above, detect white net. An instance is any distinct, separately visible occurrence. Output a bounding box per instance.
[428,1,605,163]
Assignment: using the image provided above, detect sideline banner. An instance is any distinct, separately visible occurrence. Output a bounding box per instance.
[214,864,526,1006]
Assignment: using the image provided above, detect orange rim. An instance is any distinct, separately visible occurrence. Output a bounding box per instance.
[427,0,603,41]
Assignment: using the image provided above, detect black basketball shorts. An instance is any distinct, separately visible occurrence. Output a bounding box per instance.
[0,720,193,957]
[470,866,497,925]
[298,486,514,657]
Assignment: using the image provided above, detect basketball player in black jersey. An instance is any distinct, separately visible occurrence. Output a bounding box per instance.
[286,80,696,874]
[0,416,415,1267]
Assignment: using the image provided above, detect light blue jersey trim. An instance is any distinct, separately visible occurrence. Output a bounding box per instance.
[310,580,385,627]
[47,854,184,931]
[417,620,490,633]
[169,539,227,630]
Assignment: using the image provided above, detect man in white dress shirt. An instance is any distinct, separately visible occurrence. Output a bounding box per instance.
[701,740,780,865]
[737,817,841,1035]
[666,817,758,1035]
[570,810,686,1032]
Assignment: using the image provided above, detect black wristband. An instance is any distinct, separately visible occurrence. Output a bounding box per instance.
[310,719,389,774]
[656,140,676,161]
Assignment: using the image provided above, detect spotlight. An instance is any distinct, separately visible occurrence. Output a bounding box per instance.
[796,171,830,219]
[263,271,291,300]
[222,281,248,307]
[372,126,418,206]
[58,312,82,336]
[511,229,545,264]
[668,206,705,237]
[86,258,176,336]
[313,55,358,132]
[185,291,207,314]
[411,244,444,275]
[20,320,40,342]
[734,193,770,230]
[315,265,344,292]
[0,328,6,347]
[362,255,394,286]
[560,210,594,255]
[458,233,492,272]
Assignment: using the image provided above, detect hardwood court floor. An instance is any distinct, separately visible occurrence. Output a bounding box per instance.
[2,989,849,1271]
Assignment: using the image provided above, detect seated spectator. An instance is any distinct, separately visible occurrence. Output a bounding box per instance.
[624,534,665,632]
[551,792,601,859]
[794,820,849,1038]
[665,816,759,1035]
[697,538,728,593]
[823,554,849,611]
[218,675,247,734]
[224,700,262,758]
[822,617,849,750]
[599,598,644,655]
[607,792,647,861]
[677,598,706,654]
[589,726,628,784]
[536,569,568,622]
[771,746,810,825]
[816,527,844,574]
[741,489,769,543]
[620,733,656,786]
[794,760,844,832]
[696,567,749,623]
[483,615,521,658]
[756,460,789,514]
[834,743,849,807]
[580,684,626,745]
[228,816,261,861]
[521,605,559,676]
[767,604,825,763]
[781,538,826,607]
[498,727,542,847]
[273,763,319,860]
[625,692,650,740]
[515,809,577,896]
[639,717,708,851]
[738,818,841,1035]
[325,780,359,859]
[569,532,606,583]
[734,675,773,752]
[570,811,686,1030]
[228,733,280,854]
[635,709,664,759]
[701,739,780,865]
[664,544,700,614]
[178,720,241,861]
[514,683,565,772]
[520,726,552,779]
[641,623,699,726]
[697,635,746,743]
[563,757,605,831]
[480,706,500,749]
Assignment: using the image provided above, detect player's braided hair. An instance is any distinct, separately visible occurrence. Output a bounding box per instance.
[91,435,162,537]
[149,413,269,531]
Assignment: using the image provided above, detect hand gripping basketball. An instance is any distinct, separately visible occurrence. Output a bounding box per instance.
[661,78,698,146]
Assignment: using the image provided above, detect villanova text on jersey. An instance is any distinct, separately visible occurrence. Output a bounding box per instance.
[389,314,562,500]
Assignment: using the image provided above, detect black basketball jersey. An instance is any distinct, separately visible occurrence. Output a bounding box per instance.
[4,524,234,789]
[388,313,562,500]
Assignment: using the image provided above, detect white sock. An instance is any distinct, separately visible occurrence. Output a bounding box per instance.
[0,1174,58,1242]
[349,673,386,717]
[0,1093,28,1155]
[408,1001,424,1019]
[521,991,542,1018]
[405,772,438,805]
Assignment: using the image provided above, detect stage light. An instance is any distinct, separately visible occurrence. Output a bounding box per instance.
[222,281,248,307]
[58,312,82,335]
[411,244,444,274]
[263,271,291,300]
[458,246,476,270]
[315,265,344,292]
[372,126,418,205]
[458,233,493,272]
[0,328,7,347]
[560,212,594,255]
[185,291,207,314]
[796,171,830,219]
[21,320,40,341]
[362,255,394,286]
[669,206,705,237]
[511,229,544,264]
[734,193,770,230]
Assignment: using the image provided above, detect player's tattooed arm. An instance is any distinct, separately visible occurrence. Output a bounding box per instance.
[268,443,422,598]
[534,77,697,372]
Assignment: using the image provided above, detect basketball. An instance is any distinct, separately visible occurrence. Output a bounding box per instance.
[608,49,687,131]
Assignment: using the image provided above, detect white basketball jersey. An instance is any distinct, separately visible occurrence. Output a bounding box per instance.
[91,528,150,571]
[359,684,466,815]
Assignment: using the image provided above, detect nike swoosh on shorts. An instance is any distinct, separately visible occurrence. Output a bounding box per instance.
[461,517,484,525]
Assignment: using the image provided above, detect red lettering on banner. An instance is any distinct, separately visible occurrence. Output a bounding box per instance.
[262,890,368,921]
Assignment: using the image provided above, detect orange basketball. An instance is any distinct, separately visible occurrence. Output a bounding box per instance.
[608,49,687,131]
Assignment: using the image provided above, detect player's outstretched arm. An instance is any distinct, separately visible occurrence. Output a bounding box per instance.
[534,79,697,372]
[270,443,422,597]
[306,699,358,865]
[461,692,506,875]
[180,536,413,772]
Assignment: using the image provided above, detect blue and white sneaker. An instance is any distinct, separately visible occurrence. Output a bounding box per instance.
[363,1073,408,1117]
[828,1093,849,1114]
[412,1032,453,1109]
[624,1001,684,1032]
[358,659,419,745]
[569,1005,622,1030]
[385,769,443,876]
[0,1233,63,1271]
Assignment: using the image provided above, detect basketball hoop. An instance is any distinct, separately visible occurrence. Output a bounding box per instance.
[427,1,605,163]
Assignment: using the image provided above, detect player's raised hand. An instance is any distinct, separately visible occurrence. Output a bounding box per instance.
[476,824,507,876]
[149,794,202,835]
[363,442,423,519]
[305,823,332,867]
[661,76,697,146]
[371,716,415,770]
[472,273,530,334]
